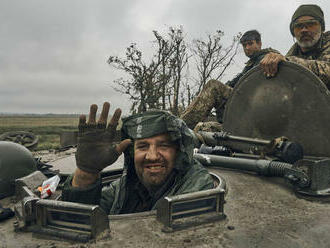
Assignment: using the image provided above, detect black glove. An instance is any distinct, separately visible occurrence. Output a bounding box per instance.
[75,123,120,174]
[75,103,131,174]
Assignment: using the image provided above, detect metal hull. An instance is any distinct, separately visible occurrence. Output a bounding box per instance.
[223,62,330,157]
[2,166,330,247]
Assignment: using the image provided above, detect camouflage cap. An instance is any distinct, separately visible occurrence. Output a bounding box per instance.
[121,110,176,140]
[290,4,325,35]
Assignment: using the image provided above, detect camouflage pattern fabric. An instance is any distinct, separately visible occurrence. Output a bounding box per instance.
[181,80,233,129]
[286,31,330,89]
[181,48,278,130]
[193,121,223,132]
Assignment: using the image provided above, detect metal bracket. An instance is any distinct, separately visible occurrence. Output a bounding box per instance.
[32,200,109,242]
[295,158,330,197]
[156,187,225,231]
[14,172,110,242]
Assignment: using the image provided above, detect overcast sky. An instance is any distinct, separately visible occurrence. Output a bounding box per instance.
[1,0,329,114]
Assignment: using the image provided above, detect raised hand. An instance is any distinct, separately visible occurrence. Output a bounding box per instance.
[75,102,131,174]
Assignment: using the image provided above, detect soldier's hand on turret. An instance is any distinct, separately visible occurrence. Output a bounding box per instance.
[75,102,131,175]
[260,52,286,78]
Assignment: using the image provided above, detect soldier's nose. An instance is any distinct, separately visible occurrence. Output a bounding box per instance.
[145,146,159,160]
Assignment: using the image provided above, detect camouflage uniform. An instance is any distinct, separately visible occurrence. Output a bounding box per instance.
[286,31,330,89]
[181,48,277,129]
[62,110,214,214]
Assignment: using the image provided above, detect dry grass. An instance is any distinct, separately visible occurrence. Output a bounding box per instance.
[0,116,78,127]
[0,115,79,150]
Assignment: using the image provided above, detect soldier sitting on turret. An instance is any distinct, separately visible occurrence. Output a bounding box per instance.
[180,30,278,131]
[260,4,330,89]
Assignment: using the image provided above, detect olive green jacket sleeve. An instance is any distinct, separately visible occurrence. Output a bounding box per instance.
[61,173,127,214]
[286,31,330,89]
[61,175,103,205]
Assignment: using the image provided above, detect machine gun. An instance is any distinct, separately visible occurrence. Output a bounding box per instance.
[195,131,304,163]
[193,131,330,199]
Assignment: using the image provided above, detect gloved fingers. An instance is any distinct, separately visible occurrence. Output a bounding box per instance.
[87,104,98,125]
[116,139,132,154]
[107,108,122,138]
[97,102,110,129]
[78,115,87,133]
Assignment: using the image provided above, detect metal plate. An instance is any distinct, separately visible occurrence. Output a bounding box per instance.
[223,61,330,157]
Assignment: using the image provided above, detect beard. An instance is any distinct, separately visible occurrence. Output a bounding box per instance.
[296,30,321,49]
[135,159,173,192]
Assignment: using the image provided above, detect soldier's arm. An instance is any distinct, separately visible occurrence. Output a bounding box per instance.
[72,168,99,187]
[286,55,330,88]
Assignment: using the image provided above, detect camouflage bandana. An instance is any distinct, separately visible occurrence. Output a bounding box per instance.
[290,4,325,35]
[121,110,174,140]
[121,110,196,176]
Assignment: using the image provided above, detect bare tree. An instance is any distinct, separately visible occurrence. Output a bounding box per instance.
[107,27,239,115]
[152,30,175,110]
[191,31,241,94]
[167,27,189,115]
[108,43,165,113]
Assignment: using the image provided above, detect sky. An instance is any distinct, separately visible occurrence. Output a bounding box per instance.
[1,0,329,115]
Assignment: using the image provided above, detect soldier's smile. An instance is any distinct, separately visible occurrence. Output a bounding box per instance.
[144,161,167,173]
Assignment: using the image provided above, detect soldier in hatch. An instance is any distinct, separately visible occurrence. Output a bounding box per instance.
[260,4,330,89]
[180,30,278,130]
[62,102,213,214]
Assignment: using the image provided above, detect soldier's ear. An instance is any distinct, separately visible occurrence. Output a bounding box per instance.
[257,40,262,48]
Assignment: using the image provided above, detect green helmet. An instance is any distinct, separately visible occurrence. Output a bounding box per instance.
[0,141,37,199]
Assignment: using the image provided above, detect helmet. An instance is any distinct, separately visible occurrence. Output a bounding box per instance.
[0,141,37,199]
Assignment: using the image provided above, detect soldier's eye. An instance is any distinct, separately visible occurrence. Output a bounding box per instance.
[294,20,318,30]
[136,143,149,150]
[159,143,172,148]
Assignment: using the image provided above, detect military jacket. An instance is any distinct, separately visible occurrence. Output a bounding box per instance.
[286,31,330,89]
[227,48,278,88]
[62,111,214,214]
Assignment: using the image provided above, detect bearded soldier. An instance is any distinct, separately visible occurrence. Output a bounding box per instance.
[62,102,213,214]
[260,4,330,88]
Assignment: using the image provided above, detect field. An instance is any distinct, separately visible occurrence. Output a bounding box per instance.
[0,115,79,150]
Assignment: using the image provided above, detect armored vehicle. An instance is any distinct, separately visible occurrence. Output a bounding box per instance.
[1,62,330,248]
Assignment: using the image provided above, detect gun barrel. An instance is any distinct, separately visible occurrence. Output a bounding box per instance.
[194,153,293,177]
[198,131,271,146]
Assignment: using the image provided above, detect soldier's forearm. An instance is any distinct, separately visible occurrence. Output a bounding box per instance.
[286,56,330,87]
[72,168,99,188]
